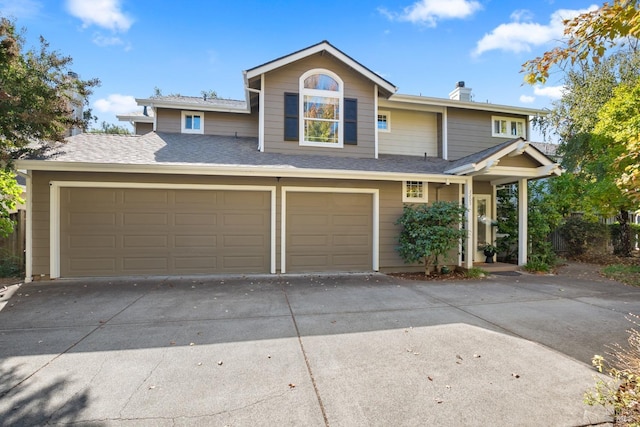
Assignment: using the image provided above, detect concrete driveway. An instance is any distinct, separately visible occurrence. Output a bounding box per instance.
[1,265,638,426]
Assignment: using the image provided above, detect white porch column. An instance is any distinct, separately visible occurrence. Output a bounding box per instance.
[518,178,528,265]
[464,178,473,269]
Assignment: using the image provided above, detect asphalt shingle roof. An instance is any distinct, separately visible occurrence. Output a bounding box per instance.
[35,132,453,175]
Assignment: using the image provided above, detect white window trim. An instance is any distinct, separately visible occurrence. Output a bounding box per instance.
[402,181,428,203]
[491,115,526,138]
[299,68,344,148]
[181,111,204,134]
[378,110,391,132]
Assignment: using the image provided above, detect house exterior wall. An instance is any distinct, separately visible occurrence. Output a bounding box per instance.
[447,108,529,160]
[261,52,376,158]
[378,109,438,157]
[155,108,258,138]
[135,122,153,135]
[30,170,460,277]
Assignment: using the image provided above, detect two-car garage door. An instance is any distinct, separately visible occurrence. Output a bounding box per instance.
[56,185,376,277]
[59,187,271,277]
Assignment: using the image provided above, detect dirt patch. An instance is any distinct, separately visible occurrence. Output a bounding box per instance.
[388,270,471,281]
[0,277,23,286]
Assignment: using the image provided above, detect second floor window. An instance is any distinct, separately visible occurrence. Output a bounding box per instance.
[300,70,344,147]
[182,111,204,134]
[492,116,525,138]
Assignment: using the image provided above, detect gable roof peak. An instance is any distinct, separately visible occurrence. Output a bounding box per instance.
[244,41,397,97]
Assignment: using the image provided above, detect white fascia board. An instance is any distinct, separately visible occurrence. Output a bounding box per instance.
[389,93,546,117]
[135,98,251,114]
[378,98,445,113]
[15,160,467,184]
[445,163,478,175]
[245,42,397,95]
[116,115,154,123]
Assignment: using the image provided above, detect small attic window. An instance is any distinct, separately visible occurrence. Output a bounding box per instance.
[182,111,204,134]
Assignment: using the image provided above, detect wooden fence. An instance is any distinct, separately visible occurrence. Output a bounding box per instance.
[0,210,26,271]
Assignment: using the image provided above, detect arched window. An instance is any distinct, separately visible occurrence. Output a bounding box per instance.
[299,69,344,147]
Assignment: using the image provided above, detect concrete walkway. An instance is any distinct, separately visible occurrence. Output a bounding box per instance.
[1,266,637,426]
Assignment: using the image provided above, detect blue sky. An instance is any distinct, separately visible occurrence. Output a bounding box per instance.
[0,0,599,140]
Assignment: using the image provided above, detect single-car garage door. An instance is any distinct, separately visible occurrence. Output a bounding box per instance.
[286,192,373,273]
[59,187,271,277]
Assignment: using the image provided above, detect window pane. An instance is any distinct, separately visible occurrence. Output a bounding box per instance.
[406,181,423,198]
[193,115,201,130]
[304,120,338,143]
[511,122,518,135]
[185,115,193,129]
[378,115,388,130]
[304,96,339,120]
[304,74,339,91]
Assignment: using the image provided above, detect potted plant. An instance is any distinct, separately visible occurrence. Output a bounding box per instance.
[482,243,498,263]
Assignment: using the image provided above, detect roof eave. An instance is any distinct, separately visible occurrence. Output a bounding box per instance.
[15,159,467,184]
[136,98,250,114]
[388,93,547,116]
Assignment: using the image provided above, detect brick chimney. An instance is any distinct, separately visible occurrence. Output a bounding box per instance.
[449,81,472,102]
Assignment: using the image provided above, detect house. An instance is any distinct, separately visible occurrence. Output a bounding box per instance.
[15,41,560,280]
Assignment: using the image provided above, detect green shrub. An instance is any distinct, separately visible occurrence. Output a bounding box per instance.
[395,202,467,274]
[559,216,608,257]
[465,267,488,278]
[0,250,22,277]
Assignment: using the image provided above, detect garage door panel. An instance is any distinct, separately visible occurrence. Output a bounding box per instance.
[69,258,116,273]
[123,190,168,204]
[60,187,270,277]
[123,213,168,226]
[332,234,369,246]
[287,192,372,273]
[68,212,116,226]
[290,234,328,246]
[175,213,217,226]
[222,213,266,227]
[222,234,265,247]
[175,235,217,248]
[68,235,116,249]
[123,235,168,248]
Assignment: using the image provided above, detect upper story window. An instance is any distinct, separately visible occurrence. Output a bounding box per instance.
[182,111,204,134]
[378,111,390,132]
[492,116,525,138]
[300,69,344,147]
[403,181,428,203]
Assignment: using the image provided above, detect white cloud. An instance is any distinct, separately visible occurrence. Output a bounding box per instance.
[66,0,133,32]
[93,94,138,115]
[0,0,42,19]
[380,0,482,27]
[534,85,564,99]
[473,5,599,56]
[519,95,536,103]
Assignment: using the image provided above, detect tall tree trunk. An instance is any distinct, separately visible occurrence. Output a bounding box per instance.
[614,209,632,257]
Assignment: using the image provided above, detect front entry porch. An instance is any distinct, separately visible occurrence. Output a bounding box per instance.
[473,261,519,273]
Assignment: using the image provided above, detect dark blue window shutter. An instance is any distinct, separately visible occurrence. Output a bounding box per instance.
[284,92,299,141]
[344,98,357,145]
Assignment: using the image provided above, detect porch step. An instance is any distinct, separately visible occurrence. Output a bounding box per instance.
[473,262,520,273]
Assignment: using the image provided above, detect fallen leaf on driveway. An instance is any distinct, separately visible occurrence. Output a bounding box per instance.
[289,383,296,389]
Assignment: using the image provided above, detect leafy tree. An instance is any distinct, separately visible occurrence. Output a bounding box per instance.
[395,201,467,274]
[90,121,131,135]
[533,51,640,256]
[593,78,640,206]
[0,16,99,236]
[522,0,640,85]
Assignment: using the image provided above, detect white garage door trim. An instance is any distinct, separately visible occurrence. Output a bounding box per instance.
[280,186,379,274]
[50,181,277,278]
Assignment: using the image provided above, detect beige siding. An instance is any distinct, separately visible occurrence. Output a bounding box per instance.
[262,53,376,158]
[135,122,153,135]
[447,108,528,160]
[30,171,463,277]
[498,153,541,168]
[378,109,438,157]
[155,108,258,138]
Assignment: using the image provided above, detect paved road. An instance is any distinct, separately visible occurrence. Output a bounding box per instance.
[1,266,637,426]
